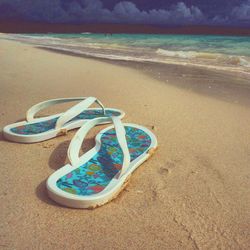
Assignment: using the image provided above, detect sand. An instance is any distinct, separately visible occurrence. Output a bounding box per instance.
[0,38,250,250]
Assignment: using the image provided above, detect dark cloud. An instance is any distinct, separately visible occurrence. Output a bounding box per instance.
[0,0,249,26]
[232,0,250,22]
[209,0,250,26]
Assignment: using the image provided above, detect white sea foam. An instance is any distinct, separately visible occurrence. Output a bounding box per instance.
[156,48,250,67]
[157,48,202,59]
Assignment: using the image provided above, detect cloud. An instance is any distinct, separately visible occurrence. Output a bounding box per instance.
[113,2,141,17]
[231,0,250,21]
[0,0,249,26]
[68,0,206,25]
[209,0,250,26]
[110,1,205,24]
[0,0,205,24]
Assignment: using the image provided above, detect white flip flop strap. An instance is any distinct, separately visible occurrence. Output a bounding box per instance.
[55,97,105,130]
[68,116,130,179]
[112,116,131,178]
[26,97,87,122]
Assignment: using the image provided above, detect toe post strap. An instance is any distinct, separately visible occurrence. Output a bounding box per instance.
[55,97,105,130]
[26,97,106,129]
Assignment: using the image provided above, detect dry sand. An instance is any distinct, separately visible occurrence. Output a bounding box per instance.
[0,39,250,249]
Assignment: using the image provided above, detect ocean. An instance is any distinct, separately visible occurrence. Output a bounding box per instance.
[5,33,250,75]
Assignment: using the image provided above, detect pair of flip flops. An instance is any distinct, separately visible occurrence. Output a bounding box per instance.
[3,97,157,208]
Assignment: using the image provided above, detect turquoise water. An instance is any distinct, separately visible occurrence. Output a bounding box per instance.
[6,33,250,73]
[30,33,250,56]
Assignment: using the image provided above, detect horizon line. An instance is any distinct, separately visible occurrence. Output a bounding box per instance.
[1,21,250,36]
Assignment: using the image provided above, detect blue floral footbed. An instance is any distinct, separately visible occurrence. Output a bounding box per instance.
[56,126,152,196]
[10,110,121,135]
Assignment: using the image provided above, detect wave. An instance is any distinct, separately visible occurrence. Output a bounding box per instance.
[156,48,250,68]
[156,48,220,59]
[8,34,63,41]
[40,45,153,62]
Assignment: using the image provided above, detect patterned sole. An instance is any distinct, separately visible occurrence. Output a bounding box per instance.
[47,124,158,208]
[87,146,158,209]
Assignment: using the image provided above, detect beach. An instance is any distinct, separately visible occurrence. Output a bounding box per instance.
[0,37,250,249]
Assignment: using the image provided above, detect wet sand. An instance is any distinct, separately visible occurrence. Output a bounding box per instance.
[0,38,250,249]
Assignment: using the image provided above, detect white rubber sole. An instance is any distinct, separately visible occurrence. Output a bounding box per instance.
[46,123,157,209]
[3,108,125,143]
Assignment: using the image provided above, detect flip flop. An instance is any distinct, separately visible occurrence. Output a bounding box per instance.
[3,97,125,143]
[47,116,157,208]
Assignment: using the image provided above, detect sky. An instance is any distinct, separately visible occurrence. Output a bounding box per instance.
[0,0,249,27]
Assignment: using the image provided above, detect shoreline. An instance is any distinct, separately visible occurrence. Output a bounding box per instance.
[2,33,250,79]
[1,39,250,249]
[38,46,250,107]
[37,45,250,76]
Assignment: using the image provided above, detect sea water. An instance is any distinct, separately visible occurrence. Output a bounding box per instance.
[5,33,250,74]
